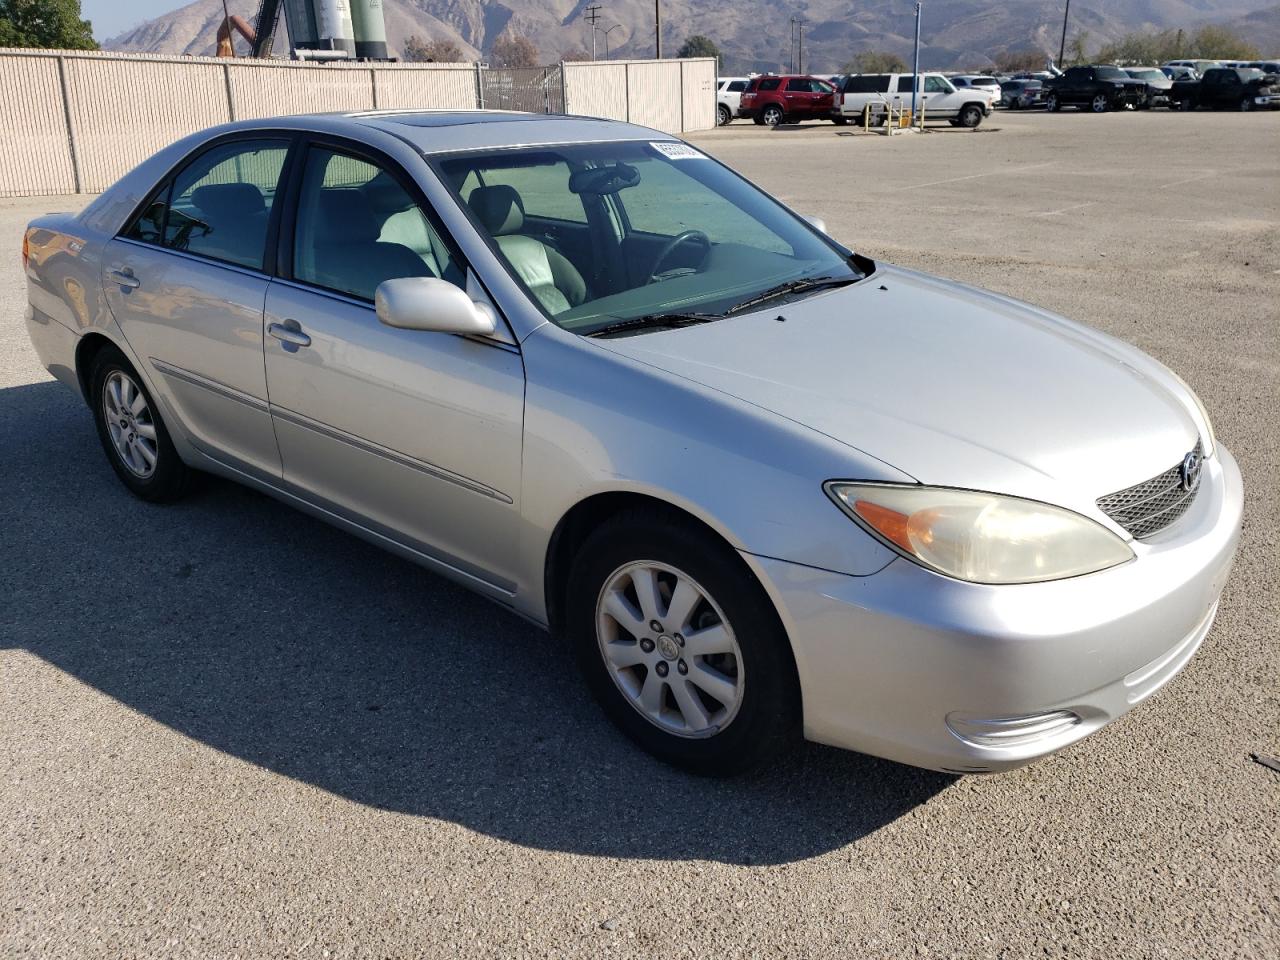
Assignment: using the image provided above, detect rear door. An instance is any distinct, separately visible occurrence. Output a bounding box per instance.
[101,135,292,481]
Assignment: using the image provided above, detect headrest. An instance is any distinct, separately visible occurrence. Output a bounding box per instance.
[191,182,265,218]
[469,185,525,236]
[312,189,379,244]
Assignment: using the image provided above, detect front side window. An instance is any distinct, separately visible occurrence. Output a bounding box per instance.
[293,147,461,302]
[123,139,288,270]
[924,76,950,93]
[435,141,865,335]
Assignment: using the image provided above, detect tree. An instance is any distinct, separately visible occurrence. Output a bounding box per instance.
[560,47,591,62]
[403,35,465,63]
[1094,25,1257,66]
[994,49,1047,73]
[840,50,906,74]
[0,0,97,50]
[490,32,540,68]
[676,34,720,60]
[1065,30,1090,66]
[1187,24,1258,60]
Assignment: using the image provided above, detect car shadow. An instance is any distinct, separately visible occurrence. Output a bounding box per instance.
[2,379,953,865]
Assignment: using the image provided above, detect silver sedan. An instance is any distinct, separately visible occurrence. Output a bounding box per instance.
[22,110,1242,775]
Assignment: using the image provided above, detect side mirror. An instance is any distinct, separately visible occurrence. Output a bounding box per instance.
[802,214,828,235]
[375,277,497,336]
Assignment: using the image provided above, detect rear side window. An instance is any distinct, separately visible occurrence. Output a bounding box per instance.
[123,139,288,271]
[842,74,889,93]
[896,76,916,93]
[727,80,746,92]
[757,77,782,91]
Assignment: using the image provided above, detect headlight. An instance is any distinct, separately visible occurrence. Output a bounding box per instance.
[826,483,1134,584]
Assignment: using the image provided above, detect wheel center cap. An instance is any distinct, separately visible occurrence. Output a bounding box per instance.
[656,636,679,661]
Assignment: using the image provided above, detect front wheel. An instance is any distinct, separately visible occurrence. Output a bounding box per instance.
[1180,98,1197,112]
[958,104,984,127]
[761,104,784,127]
[1091,94,1110,113]
[567,510,800,775]
[1239,97,1253,112]
[90,345,190,502]
[1045,93,1060,112]
[717,104,732,126]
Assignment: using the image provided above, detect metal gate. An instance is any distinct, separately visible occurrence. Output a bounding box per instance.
[479,66,565,114]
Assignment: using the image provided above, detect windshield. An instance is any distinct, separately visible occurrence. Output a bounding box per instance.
[1127,69,1163,80]
[434,141,865,335]
[1096,66,1128,80]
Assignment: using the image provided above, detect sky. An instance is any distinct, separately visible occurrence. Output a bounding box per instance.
[82,1,198,41]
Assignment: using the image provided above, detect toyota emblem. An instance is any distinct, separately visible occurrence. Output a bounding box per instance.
[1180,450,1202,493]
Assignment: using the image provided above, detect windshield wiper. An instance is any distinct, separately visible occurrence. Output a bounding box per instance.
[723,275,859,316]
[585,311,722,338]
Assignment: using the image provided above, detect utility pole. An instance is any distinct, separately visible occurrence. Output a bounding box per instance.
[585,5,602,61]
[911,2,922,128]
[220,0,235,57]
[1058,0,1071,69]
[655,0,662,58]
[797,19,805,74]
[789,18,796,72]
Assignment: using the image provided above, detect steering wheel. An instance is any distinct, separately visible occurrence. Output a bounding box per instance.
[646,230,712,284]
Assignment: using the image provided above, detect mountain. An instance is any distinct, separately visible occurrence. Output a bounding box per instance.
[103,1,1266,72]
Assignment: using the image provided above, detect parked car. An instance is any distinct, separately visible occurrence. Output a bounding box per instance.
[1241,60,1280,77]
[22,110,1242,776]
[1000,78,1043,109]
[1162,65,1200,82]
[951,74,1003,102]
[832,72,994,127]
[716,76,750,126]
[1169,67,1280,111]
[1124,67,1174,107]
[1163,59,1223,75]
[1043,65,1149,112]
[738,74,837,126]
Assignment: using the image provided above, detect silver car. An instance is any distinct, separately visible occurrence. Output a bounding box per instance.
[23,110,1242,775]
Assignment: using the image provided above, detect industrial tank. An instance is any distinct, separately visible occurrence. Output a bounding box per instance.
[285,0,356,57]
[349,0,388,60]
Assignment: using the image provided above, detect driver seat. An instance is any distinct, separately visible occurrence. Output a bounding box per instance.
[468,185,586,315]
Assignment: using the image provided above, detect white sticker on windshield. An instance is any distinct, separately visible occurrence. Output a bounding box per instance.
[650,141,706,160]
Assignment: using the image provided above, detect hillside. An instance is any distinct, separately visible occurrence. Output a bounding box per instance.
[103,0,1266,72]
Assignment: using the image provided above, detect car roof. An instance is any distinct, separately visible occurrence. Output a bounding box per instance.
[213,109,678,156]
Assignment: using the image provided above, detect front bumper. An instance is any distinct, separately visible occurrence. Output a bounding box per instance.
[743,446,1243,773]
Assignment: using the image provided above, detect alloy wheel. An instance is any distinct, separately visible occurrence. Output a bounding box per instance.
[103,370,158,478]
[595,560,744,738]
[1091,94,1109,113]
[763,106,783,126]
[718,104,731,125]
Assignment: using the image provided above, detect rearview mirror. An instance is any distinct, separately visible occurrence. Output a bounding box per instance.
[375,277,497,336]
[802,214,828,235]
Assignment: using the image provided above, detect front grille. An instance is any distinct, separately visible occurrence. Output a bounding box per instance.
[1097,441,1203,539]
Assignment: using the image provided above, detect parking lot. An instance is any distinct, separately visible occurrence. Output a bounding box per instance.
[2,109,1277,958]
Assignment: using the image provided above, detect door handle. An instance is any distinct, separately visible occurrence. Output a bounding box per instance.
[108,268,140,290]
[268,320,311,350]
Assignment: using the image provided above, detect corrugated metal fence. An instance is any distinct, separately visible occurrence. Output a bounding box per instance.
[0,49,717,198]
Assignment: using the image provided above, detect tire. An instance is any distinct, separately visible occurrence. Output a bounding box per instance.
[717,104,732,126]
[1008,98,1020,111]
[958,104,983,128]
[752,115,765,125]
[1090,94,1109,113]
[832,115,848,125]
[90,345,190,502]
[762,104,784,127]
[566,508,800,776]
[1181,98,1197,111]
[1045,93,1060,112]
[1239,97,1253,112]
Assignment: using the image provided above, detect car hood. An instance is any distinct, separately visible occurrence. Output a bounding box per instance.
[592,265,1200,516]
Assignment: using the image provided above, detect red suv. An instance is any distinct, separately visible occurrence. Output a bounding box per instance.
[738,75,837,126]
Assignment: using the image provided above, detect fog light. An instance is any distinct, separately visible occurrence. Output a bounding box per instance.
[946,710,1081,749]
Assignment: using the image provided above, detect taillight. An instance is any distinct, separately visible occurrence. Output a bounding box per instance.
[22,230,30,271]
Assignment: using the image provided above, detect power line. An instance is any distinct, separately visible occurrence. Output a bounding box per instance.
[585,5,602,60]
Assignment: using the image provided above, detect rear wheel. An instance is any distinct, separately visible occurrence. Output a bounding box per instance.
[90,345,189,502]
[717,104,732,126]
[1091,94,1109,113]
[1180,98,1197,111]
[832,115,848,125]
[1239,96,1253,112]
[567,509,800,775]
[761,104,784,127]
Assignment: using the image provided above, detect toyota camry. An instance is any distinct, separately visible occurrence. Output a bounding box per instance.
[22,110,1242,775]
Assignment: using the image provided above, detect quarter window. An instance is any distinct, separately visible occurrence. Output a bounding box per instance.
[292,147,462,302]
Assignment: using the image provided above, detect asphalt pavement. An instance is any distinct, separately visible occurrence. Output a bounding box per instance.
[2,109,1277,959]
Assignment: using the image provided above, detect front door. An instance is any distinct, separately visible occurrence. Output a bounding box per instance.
[263,142,525,593]
[101,136,291,480]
